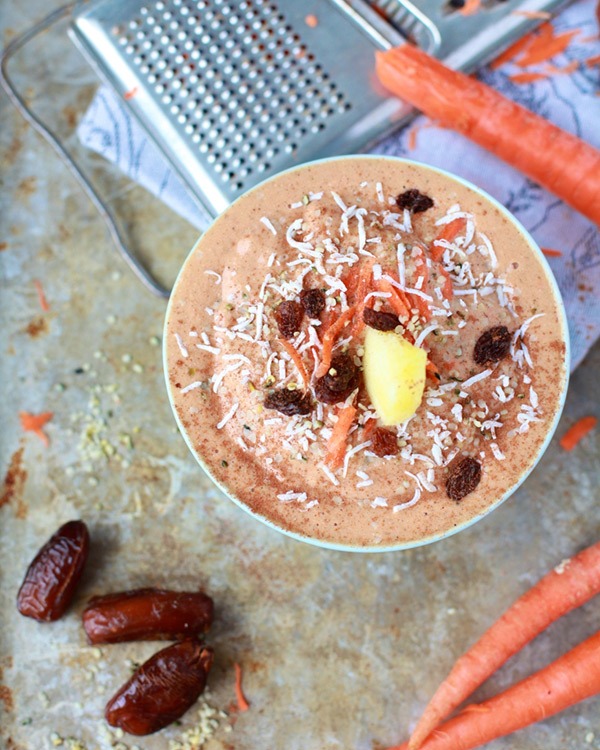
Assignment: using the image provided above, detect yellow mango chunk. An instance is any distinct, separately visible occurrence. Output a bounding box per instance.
[363,328,427,426]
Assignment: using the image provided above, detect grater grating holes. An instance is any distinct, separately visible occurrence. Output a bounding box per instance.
[115,0,352,192]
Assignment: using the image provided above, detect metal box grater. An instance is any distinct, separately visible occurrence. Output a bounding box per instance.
[68,0,567,224]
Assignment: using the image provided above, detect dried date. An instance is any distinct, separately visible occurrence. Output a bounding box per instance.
[395,189,434,214]
[83,588,214,645]
[371,428,400,457]
[300,289,326,318]
[363,308,400,332]
[264,388,312,416]
[473,325,511,365]
[315,353,359,404]
[105,640,213,736]
[445,457,482,501]
[17,520,89,622]
[274,300,304,339]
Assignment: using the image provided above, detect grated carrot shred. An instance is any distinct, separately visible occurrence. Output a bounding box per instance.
[280,338,310,390]
[19,411,53,446]
[460,0,481,16]
[325,403,357,470]
[510,71,548,84]
[516,28,578,67]
[491,33,536,70]
[559,416,597,451]
[34,280,49,312]
[586,54,600,67]
[511,9,552,19]
[316,305,356,378]
[234,663,250,712]
[541,247,563,257]
[124,87,138,100]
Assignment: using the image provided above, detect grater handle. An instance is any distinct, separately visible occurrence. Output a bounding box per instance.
[0,2,171,299]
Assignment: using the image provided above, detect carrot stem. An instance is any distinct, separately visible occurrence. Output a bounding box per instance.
[408,540,600,749]
[375,44,600,226]
[559,416,597,451]
[234,663,250,712]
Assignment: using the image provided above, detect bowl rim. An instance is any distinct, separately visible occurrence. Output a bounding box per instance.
[163,154,571,553]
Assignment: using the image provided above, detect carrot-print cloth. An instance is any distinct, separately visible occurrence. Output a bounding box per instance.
[77,0,600,369]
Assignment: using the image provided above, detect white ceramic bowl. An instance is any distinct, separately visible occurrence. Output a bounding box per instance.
[164,156,570,552]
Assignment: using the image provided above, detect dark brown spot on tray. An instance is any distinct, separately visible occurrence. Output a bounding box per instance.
[0,685,13,712]
[0,242,7,252]
[1,446,27,516]
[25,316,48,338]
[16,176,37,200]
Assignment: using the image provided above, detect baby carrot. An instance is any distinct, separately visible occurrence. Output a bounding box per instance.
[407,540,600,749]
[559,415,597,451]
[391,629,600,750]
[375,45,600,225]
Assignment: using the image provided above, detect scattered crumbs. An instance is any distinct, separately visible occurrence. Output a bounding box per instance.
[121,353,132,364]
[132,363,144,374]
[169,699,228,750]
[149,335,161,346]
[585,732,595,744]
[39,691,50,707]
[111,271,121,282]
[554,558,570,575]
[447,607,456,615]
[105,314,117,325]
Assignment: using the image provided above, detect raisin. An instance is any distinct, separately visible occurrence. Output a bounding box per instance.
[395,189,434,213]
[264,388,312,416]
[474,325,511,365]
[315,353,360,404]
[300,289,326,318]
[363,308,400,332]
[83,589,214,645]
[446,457,482,501]
[17,520,89,622]
[105,640,213,736]
[274,300,304,339]
[371,428,399,457]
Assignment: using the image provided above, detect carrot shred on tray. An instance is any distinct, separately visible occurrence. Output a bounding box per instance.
[34,280,49,312]
[511,9,552,20]
[375,44,600,226]
[19,411,53,446]
[510,71,548,84]
[559,416,597,451]
[391,630,600,750]
[587,53,600,67]
[279,338,310,390]
[541,247,563,257]
[490,32,536,70]
[325,403,357,470]
[405,540,600,750]
[516,28,577,67]
[234,663,250,712]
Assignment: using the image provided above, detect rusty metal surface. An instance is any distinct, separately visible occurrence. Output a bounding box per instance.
[1,3,599,750]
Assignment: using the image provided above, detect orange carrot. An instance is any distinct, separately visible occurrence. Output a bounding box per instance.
[19,411,53,446]
[425,360,441,381]
[316,306,356,378]
[587,53,600,67]
[34,280,49,312]
[510,71,548,84]
[459,0,481,16]
[280,338,310,390]
[234,663,250,712]
[559,416,597,451]
[511,9,552,20]
[490,32,536,70]
[541,247,563,257]
[124,87,138,100]
[431,218,467,262]
[350,258,375,336]
[376,278,411,320]
[516,28,578,67]
[543,60,580,76]
[325,403,357,469]
[407,540,600,750]
[375,44,600,226]
[392,629,600,750]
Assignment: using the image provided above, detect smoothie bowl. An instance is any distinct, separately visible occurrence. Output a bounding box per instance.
[163,156,569,552]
